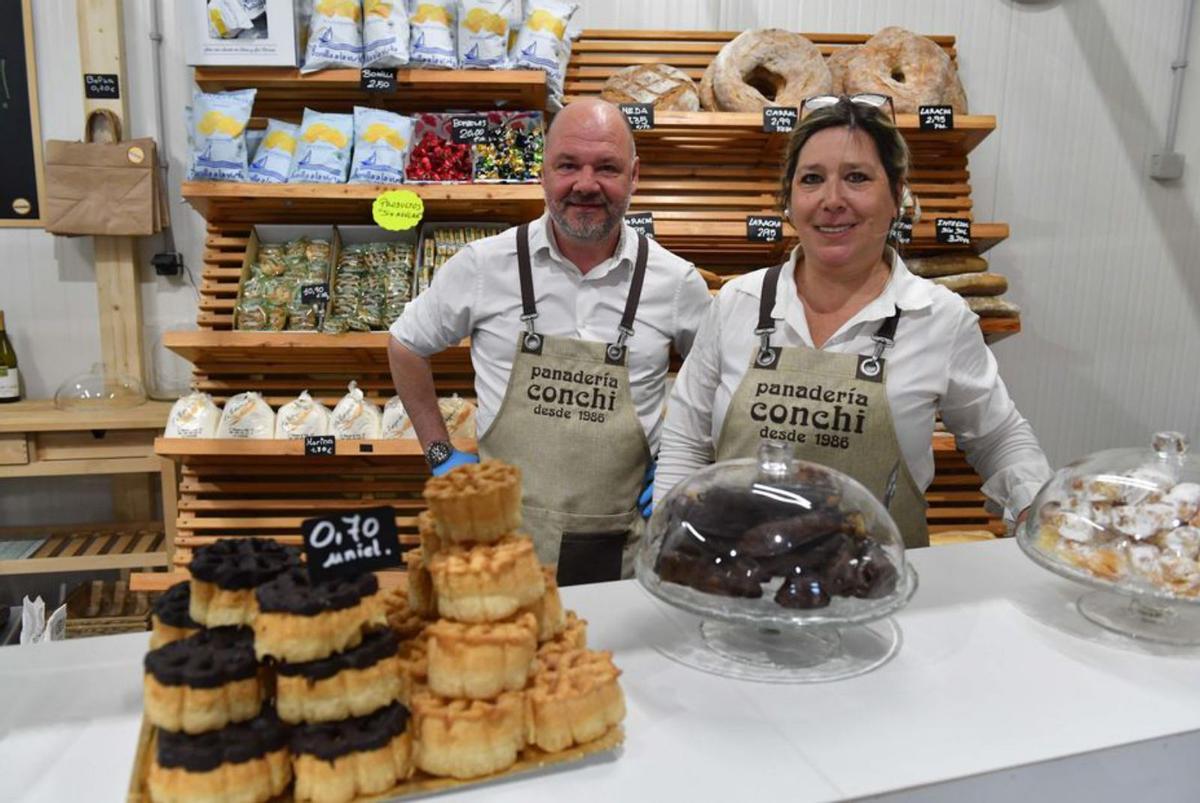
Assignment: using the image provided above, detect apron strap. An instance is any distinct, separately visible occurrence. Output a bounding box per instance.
[754,264,785,368]
[516,223,542,351]
[607,234,650,362]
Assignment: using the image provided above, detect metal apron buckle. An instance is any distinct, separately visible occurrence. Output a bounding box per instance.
[754,325,779,369]
[520,313,542,353]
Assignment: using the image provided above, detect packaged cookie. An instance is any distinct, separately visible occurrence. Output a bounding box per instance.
[363,0,411,68]
[409,0,457,68]
[457,0,512,69]
[302,0,364,73]
[290,109,355,184]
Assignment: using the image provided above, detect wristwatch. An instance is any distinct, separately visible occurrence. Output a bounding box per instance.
[425,440,453,469]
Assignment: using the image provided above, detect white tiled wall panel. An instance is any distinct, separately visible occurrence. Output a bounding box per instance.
[2,0,1198,525]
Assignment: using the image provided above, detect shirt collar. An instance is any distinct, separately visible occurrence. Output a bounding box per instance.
[530,211,636,279]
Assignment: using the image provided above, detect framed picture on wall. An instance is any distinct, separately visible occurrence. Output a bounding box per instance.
[0,0,43,227]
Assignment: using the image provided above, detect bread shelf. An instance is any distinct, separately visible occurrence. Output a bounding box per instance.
[0,400,173,433]
[155,437,474,459]
[0,521,168,576]
[193,66,548,117]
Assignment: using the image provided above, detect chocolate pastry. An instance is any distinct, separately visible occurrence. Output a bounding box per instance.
[150,582,201,649]
[291,702,411,762]
[145,627,257,689]
[656,551,765,598]
[257,567,378,616]
[736,510,851,559]
[662,479,841,545]
[189,538,300,590]
[277,628,399,682]
[156,707,290,773]
[775,566,832,609]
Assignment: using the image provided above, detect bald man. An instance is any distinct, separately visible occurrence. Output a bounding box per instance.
[387,99,711,585]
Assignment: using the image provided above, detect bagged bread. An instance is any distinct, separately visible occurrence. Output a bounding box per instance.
[331,381,383,439]
[349,107,413,185]
[275,390,332,439]
[290,109,355,184]
[165,392,222,439]
[302,0,364,73]
[249,119,300,184]
[440,395,476,438]
[217,392,276,439]
[188,89,257,182]
[363,0,411,67]
[410,0,457,67]
[458,0,512,69]
[381,395,412,438]
[512,0,577,101]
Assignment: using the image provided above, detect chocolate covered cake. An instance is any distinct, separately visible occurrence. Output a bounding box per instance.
[291,702,414,803]
[254,567,387,663]
[144,627,266,734]
[276,628,404,725]
[150,581,201,649]
[188,538,301,627]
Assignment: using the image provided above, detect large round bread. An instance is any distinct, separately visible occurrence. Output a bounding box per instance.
[842,27,968,114]
[710,29,832,112]
[699,58,718,111]
[827,45,860,95]
[601,63,700,111]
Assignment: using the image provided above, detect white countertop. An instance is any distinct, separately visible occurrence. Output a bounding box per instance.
[2,540,1199,803]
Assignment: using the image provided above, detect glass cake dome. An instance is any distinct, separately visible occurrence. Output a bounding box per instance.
[1017,431,1200,645]
[637,441,918,682]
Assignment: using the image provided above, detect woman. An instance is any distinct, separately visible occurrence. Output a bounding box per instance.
[654,95,1051,547]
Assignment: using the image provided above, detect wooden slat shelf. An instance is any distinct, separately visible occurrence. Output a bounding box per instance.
[193,67,547,118]
[0,400,173,433]
[155,437,473,458]
[0,521,168,575]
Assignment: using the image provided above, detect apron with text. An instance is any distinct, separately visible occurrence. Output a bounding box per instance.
[714,265,930,548]
[479,224,653,584]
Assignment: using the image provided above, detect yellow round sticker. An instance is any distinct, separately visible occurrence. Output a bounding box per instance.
[372,190,425,231]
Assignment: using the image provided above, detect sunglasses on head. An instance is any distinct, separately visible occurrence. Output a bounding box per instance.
[800,93,896,123]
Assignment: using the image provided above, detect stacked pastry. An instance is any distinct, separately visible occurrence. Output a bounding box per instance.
[397,460,626,780]
[142,538,413,803]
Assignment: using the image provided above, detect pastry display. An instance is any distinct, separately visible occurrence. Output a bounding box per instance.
[427,536,546,622]
[425,612,538,699]
[422,460,522,544]
[397,632,431,704]
[188,538,300,627]
[144,627,266,734]
[526,649,625,753]
[148,708,292,803]
[601,63,700,111]
[410,691,526,779]
[254,568,387,663]
[150,582,201,649]
[404,547,438,619]
[417,510,443,559]
[522,566,567,642]
[276,629,405,725]
[382,585,429,640]
[840,26,968,114]
[703,29,832,112]
[291,702,414,803]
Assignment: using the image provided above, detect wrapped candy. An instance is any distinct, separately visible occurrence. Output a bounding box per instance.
[472,111,544,183]
[406,114,473,183]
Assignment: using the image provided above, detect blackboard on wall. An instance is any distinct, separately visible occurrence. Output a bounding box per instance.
[0,0,42,227]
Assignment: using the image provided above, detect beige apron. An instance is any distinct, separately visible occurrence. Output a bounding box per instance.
[478,224,653,585]
[714,265,930,548]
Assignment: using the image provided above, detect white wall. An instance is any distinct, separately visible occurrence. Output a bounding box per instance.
[3,0,1199,525]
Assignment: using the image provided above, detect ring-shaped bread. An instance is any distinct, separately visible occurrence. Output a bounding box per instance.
[710,29,832,112]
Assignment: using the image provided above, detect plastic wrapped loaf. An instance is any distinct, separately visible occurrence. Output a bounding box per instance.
[217,392,276,439]
[409,0,458,68]
[384,395,475,438]
[458,0,513,69]
[275,391,332,439]
[302,0,364,73]
[363,0,411,68]
[331,381,383,439]
[188,89,257,182]
[381,396,411,438]
[165,392,222,439]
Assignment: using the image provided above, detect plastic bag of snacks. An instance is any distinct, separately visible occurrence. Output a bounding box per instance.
[237,237,332,331]
[208,0,254,38]
[439,395,476,438]
[512,1,576,78]
[457,0,512,69]
[349,107,414,185]
[472,111,544,183]
[363,0,411,67]
[290,109,355,184]
[409,0,457,68]
[415,223,502,294]
[406,114,473,183]
[325,239,415,331]
[241,0,267,18]
[331,381,383,439]
[217,392,276,439]
[165,392,222,439]
[188,89,257,182]
[249,119,300,184]
[275,390,332,438]
[381,396,412,438]
[302,0,364,73]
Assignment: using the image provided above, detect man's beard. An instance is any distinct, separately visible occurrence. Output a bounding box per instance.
[548,191,630,241]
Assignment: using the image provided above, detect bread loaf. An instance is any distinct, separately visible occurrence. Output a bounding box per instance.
[905,254,988,278]
[601,64,700,111]
[966,297,1020,317]
[932,272,1008,296]
[827,46,860,95]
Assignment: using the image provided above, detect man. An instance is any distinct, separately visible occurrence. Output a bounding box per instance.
[387,98,711,585]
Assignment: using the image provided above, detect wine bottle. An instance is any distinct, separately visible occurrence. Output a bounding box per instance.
[0,310,21,403]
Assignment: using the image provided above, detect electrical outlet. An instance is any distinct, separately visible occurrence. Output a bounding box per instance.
[1150,151,1185,180]
[152,252,184,277]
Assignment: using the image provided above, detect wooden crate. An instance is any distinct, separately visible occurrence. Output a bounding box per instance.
[65,579,153,639]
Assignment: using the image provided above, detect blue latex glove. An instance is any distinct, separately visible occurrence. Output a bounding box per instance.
[638,461,656,519]
[431,449,480,477]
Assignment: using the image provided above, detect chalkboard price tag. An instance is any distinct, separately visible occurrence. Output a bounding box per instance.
[300,283,330,305]
[84,74,120,100]
[302,506,403,581]
[935,218,971,245]
[450,116,489,144]
[747,215,784,243]
[890,216,913,245]
[762,106,799,133]
[360,68,396,93]
[304,435,336,457]
[619,103,654,131]
[625,211,655,238]
[919,105,954,131]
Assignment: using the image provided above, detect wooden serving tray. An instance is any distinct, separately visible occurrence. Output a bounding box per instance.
[127,717,624,802]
